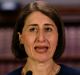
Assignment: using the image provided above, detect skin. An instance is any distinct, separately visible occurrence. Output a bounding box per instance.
[19,11,60,75]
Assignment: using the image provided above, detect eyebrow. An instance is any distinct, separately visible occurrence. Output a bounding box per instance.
[27,23,55,27]
[27,24,38,27]
[44,23,55,27]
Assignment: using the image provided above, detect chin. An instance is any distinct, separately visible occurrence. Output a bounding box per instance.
[35,57,51,63]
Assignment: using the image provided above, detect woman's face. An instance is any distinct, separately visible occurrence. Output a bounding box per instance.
[19,11,58,62]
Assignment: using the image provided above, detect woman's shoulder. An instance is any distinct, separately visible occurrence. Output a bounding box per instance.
[58,64,80,75]
[7,66,22,75]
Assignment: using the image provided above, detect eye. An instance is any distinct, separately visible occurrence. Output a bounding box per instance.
[29,27,37,32]
[45,27,52,32]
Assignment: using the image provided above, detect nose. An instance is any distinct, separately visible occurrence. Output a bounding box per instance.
[37,30,46,42]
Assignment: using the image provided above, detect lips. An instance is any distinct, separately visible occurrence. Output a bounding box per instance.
[34,46,49,53]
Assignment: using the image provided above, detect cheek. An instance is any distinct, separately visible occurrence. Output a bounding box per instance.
[52,35,58,44]
[21,34,35,50]
[22,35,32,56]
[48,33,58,50]
[22,35,32,46]
[21,34,35,56]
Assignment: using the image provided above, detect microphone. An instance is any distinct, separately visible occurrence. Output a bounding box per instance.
[26,71,32,75]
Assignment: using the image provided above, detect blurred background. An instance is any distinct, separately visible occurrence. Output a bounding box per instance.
[0,0,80,75]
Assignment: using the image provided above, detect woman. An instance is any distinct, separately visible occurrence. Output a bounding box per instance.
[8,1,80,75]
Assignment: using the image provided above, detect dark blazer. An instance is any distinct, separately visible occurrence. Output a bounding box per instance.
[7,64,80,75]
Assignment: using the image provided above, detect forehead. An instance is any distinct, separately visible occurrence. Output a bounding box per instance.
[24,11,56,26]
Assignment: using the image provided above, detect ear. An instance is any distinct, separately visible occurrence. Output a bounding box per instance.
[18,32,24,44]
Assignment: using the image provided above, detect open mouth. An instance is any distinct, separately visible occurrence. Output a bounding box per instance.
[34,46,49,53]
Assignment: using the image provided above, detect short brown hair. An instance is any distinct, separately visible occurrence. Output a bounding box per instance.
[12,1,65,61]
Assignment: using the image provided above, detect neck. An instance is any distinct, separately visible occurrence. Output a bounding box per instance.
[22,57,60,75]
